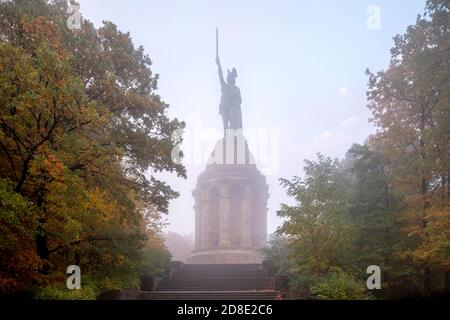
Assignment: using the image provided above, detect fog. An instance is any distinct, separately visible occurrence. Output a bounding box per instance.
[78,0,425,236]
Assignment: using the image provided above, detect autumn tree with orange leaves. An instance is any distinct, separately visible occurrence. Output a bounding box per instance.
[366,0,449,295]
[0,0,183,297]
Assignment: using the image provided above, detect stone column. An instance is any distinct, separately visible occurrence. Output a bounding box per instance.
[256,185,269,248]
[199,189,210,250]
[219,183,231,248]
[252,186,268,249]
[241,184,253,247]
[193,189,200,250]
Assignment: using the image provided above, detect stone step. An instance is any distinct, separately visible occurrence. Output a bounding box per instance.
[183,264,263,271]
[173,270,269,279]
[121,290,282,301]
[157,278,274,291]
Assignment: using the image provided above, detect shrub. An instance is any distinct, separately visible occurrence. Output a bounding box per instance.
[33,285,97,300]
[310,271,370,300]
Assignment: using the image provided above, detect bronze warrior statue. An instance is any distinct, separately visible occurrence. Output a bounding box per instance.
[215,28,243,135]
[216,57,243,134]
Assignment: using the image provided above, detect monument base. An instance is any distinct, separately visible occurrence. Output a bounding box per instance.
[186,249,264,265]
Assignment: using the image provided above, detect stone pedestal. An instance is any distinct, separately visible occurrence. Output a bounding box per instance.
[187,135,269,264]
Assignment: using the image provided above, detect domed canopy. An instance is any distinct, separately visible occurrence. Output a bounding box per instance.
[199,136,264,186]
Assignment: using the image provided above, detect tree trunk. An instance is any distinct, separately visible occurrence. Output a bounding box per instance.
[423,266,432,296]
[445,270,450,293]
[419,107,432,296]
[36,225,50,274]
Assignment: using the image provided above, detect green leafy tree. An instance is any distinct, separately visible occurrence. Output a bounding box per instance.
[262,234,291,276]
[344,144,424,297]
[278,155,354,288]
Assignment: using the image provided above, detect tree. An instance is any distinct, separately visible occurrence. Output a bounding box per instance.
[345,145,396,266]
[276,144,432,298]
[0,179,40,293]
[366,0,449,295]
[344,144,412,297]
[0,0,184,295]
[277,155,354,287]
[262,233,291,278]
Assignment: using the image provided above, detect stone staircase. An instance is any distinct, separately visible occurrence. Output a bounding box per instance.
[128,263,284,300]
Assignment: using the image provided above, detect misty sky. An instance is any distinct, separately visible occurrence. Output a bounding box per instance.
[77,0,426,236]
